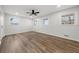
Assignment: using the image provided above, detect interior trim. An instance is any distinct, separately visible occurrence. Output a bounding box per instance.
[35,31,79,42]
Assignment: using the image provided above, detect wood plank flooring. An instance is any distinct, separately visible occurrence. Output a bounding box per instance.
[0,31,79,53]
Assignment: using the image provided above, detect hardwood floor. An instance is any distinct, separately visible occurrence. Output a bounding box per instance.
[0,31,79,53]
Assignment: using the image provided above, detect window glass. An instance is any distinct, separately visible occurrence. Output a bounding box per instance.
[10,16,19,25]
[43,18,48,25]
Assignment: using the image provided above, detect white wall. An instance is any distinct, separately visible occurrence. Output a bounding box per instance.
[0,6,5,40]
[5,14,34,35]
[35,7,79,42]
[1,6,79,42]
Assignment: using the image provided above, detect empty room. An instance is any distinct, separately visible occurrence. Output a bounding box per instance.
[0,5,79,53]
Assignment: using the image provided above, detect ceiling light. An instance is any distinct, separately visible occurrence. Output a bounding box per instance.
[15,12,19,15]
[57,5,61,7]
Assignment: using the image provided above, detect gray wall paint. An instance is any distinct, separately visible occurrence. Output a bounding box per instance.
[1,6,79,42]
[35,7,79,41]
[4,14,34,35]
[0,6,5,40]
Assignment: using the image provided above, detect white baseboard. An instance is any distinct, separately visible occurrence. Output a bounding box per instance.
[0,36,3,40]
[0,31,79,45]
[0,35,5,45]
[35,31,79,42]
[0,37,2,45]
[51,34,79,42]
[5,30,34,36]
[0,40,1,45]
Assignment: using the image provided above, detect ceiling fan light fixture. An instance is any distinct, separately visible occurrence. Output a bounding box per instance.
[26,9,40,16]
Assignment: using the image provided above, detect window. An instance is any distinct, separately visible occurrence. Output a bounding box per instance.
[43,18,48,25]
[61,14,75,24]
[34,20,37,25]
[10,16,19,25]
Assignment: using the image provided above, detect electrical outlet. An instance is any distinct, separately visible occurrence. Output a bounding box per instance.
[64,35,69,37]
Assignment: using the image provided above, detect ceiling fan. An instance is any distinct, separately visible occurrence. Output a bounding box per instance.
[26,9,40,16]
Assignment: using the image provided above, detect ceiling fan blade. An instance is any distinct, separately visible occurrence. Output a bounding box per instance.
[29,13,33,16]
[26,12,30,14]
[26,9,39,16]
[32,10,35,14]
[36,12,39,13]
[34,13,37,16]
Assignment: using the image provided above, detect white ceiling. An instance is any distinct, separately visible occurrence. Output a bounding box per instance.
[2,5,77,18]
